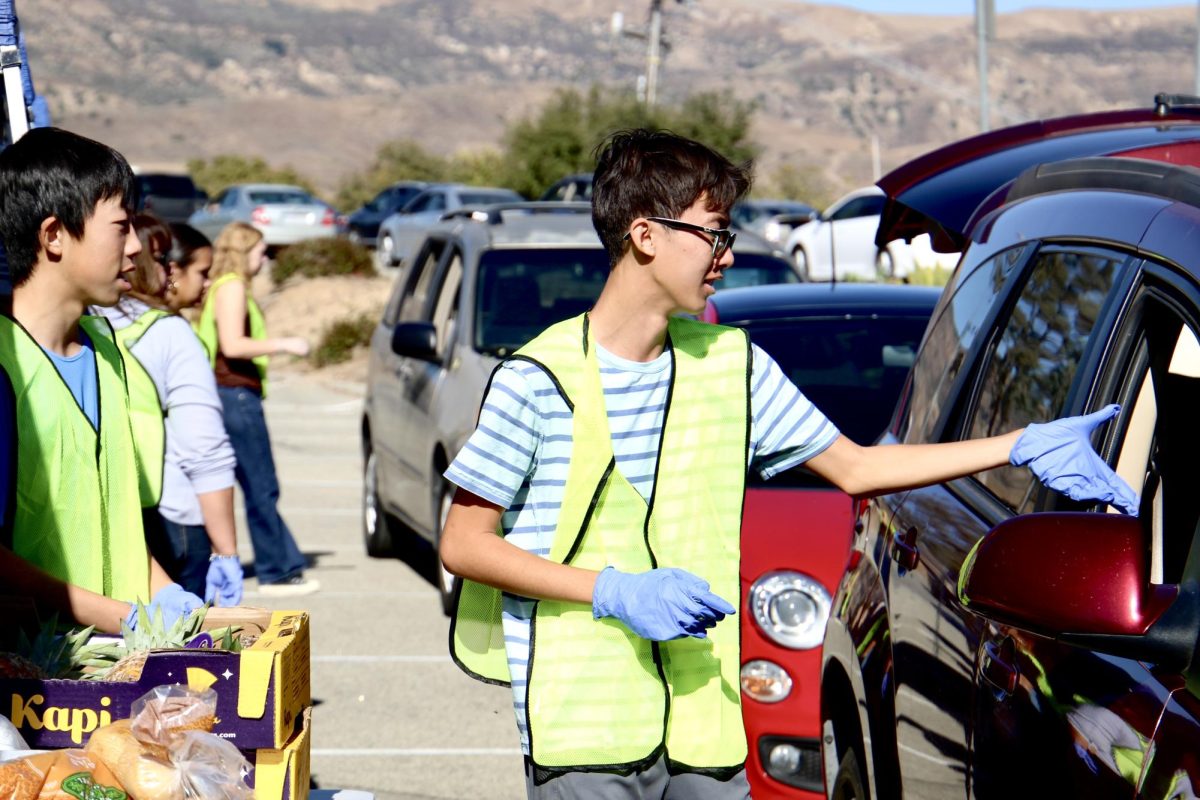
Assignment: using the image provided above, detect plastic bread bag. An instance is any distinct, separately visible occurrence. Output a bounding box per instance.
[87,686,251,800]
[0,717,29,754]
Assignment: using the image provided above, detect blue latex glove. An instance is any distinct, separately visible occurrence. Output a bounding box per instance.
[592,566,736,641]
[1009,404,1140,516]
[205,555,244,606]
[125,583,204,631]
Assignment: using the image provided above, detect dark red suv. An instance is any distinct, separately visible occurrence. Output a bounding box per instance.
[821,98,1200,800]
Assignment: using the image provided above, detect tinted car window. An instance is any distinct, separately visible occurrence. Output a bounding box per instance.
[474,249,609,356]
[247,190,312,205]
[399,241,447,322]
[829,195,884,221]
[460,191,520,206]
[903,245,1032,443]
[139,175,197,197]
[966,248,1125,512]
[720,254,798,289]
[747,315,931,487]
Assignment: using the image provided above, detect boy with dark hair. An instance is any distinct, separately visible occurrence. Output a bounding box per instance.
[440,128,1137,799]
[0,127,203,634]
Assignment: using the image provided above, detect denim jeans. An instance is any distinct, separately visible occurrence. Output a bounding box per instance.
[217,385,307,585]
[144,508,210,598]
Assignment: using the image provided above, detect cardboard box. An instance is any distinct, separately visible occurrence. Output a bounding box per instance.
[243,706,311,800]
[1,608,309,750]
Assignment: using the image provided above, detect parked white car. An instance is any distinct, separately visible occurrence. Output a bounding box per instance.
[783,186,957,281]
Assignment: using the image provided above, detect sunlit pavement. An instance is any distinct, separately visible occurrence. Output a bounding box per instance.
[233,369,526,800]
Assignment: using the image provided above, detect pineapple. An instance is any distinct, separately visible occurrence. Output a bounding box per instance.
[82,603,242,682]
[0,616,97,680]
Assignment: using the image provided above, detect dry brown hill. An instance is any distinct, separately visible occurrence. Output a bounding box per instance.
[20,0,1196,203]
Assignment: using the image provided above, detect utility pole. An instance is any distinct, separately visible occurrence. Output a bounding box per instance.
[646,0,664,107]
[976,0,992,133]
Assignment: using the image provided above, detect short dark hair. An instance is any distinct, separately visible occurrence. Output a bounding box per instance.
[591,128,752,267]
[0,127,137,286]
[167,222,212,269]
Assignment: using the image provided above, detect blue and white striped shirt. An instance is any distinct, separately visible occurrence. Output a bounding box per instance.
[444,339,839,752]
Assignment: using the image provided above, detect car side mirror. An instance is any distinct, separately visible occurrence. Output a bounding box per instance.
[959,513,1200,671]
[391,321,440,364]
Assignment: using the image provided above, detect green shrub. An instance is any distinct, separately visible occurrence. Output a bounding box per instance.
[903,265,953,287]
[312,313,377,368]
[271,238,375,284]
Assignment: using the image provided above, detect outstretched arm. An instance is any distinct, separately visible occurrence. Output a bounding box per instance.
[0,545,131,633]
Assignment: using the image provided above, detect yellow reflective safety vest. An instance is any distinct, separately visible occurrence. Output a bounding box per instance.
[0,315,151,601]
[452,313,750,775]
[195,273,269,396]
[114,308,169,508]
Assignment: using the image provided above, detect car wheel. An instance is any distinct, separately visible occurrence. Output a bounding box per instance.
[792,246,809,281]
[435,478,460,616]
[363,445,395,557]
[378,233,397,268]
[876,247,896,278]
[830,748,867,800]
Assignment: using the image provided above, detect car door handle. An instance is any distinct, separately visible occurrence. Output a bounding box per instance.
[981,638,1018,696]
[891,526,919,570]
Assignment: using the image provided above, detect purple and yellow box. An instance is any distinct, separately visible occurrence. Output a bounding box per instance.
[0,608,309,750]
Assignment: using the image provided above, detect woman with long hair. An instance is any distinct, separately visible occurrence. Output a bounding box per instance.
[196,222,317,596]
[91,215,243,605]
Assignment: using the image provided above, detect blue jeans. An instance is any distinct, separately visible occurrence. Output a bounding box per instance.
[217,385,306,585]
[145,509,211,598]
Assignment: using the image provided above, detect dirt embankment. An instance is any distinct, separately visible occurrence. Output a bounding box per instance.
[253,271,395,389]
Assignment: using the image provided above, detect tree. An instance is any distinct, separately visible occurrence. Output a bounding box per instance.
[187,155,318,200]
[334,140,454,211]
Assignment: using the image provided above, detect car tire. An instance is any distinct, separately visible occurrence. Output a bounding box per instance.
[363,445,395,557]
[435,478,460,616]
[378,233,397,268]
[792,246,810,281]
[831,748,867,800]
[876,247,896,278]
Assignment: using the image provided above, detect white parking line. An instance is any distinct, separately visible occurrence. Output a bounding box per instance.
[313,655,450,663]
[312,748,521,757]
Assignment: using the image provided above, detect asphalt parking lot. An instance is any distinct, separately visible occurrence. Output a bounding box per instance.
[234,370,526,800]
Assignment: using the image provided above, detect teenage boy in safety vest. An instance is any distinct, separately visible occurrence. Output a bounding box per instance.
[440,128,1139,800]
[0,127,204,634]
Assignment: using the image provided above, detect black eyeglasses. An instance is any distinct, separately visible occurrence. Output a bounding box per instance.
[624,217,737,260]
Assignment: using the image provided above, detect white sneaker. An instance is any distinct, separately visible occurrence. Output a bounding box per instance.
[258,575,321,597]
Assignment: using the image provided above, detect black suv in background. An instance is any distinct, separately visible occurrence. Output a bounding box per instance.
[821,104,1200,800]
[135,172,206,224]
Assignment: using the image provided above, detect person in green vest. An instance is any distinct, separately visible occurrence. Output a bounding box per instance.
[439,128,1140,799]
[195,221,316,596]
[91,215,242,606]
[0,127,204,634]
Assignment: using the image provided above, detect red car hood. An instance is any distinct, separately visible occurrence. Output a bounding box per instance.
[741,486,855,589]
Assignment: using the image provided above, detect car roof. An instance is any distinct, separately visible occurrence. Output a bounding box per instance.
[431,202,603,247]
[235,183,310,193]
[708,282,943,325]
[876,105,1200,249]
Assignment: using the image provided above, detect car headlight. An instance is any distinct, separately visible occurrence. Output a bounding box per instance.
[749,571,832,650]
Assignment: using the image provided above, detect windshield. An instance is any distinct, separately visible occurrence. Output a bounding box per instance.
[248,190,313,205]
[474,249,609,356]
[139,175,196,198]
[720,253,799,290]
[744,314,931,487]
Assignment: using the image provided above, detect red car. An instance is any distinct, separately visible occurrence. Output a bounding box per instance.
[703,283,941,798]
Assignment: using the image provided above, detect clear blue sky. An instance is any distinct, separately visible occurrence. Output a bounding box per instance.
[804,0,1185,13]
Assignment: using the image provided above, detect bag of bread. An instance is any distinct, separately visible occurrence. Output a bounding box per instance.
[37,749,127,800]
[0,751,55,800]
[86,686,251,800]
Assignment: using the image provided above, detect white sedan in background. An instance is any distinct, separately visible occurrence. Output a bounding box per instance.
[784,186,958,281]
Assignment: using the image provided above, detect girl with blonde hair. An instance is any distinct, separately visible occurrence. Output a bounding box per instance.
[196,221,316,596]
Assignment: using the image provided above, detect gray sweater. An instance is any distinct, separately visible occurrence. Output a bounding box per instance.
[93,299,236,526]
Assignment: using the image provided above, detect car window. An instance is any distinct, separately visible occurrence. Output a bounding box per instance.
[398,240,447,322]
[965,248,1127,513]
[1109,280,1200,585]
[220,191,238,209]
[474,249,609,356]
[429,250,464,354]
[460,191,519,206]
[719,254,799,289]
[903,244,1033,444]
[828,195,883,222]
[247,190,312,205]
[427,193,447,212]
[390,186,423,212]
[745,313,932,487]
[139,175,196,198]
[404,193,432,213]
